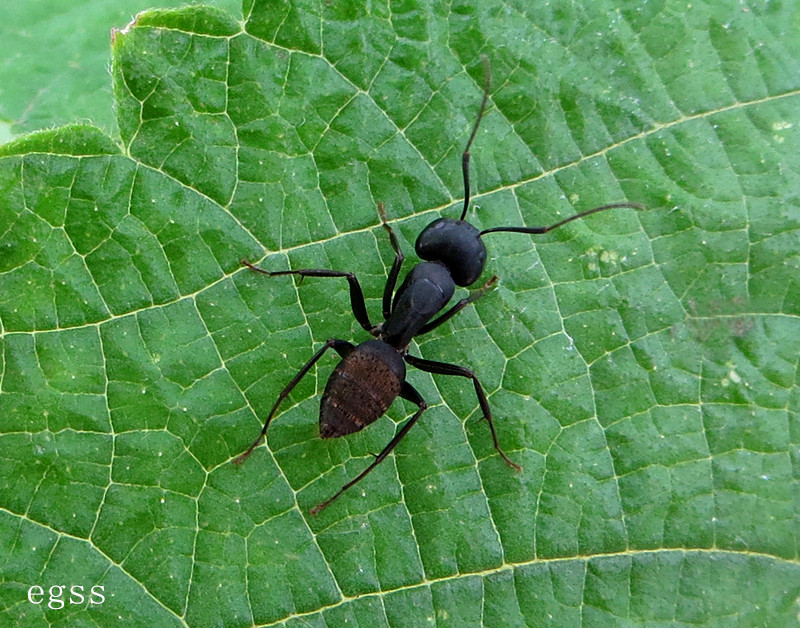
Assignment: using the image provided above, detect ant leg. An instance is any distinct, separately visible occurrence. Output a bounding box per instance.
[310,381,427,515]
[234,338,354,464]
[405,354,520,471]
[242,260,375,333]
[377,203,404,320]
[417,275,498,336]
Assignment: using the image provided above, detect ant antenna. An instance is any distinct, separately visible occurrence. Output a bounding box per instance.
[479,201,646,237]
[460,57,491,221]
[458,60,645,233]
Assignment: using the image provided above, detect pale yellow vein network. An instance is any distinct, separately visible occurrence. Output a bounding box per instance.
[3,14,799,624]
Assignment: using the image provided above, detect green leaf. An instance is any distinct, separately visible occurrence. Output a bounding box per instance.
[0,0,241,140]
[2,0,799,626]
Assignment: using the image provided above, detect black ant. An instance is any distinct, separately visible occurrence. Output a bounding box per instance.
[236,60,644,515]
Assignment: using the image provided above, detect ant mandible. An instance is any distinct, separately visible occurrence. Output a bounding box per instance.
[236,59,644,515]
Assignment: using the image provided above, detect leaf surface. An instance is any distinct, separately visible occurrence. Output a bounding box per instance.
[1,1,799,626]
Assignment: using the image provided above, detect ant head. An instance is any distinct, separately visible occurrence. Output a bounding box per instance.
[415,218,487,286]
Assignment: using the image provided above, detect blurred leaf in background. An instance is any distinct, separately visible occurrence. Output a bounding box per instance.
[0,0,239,141]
